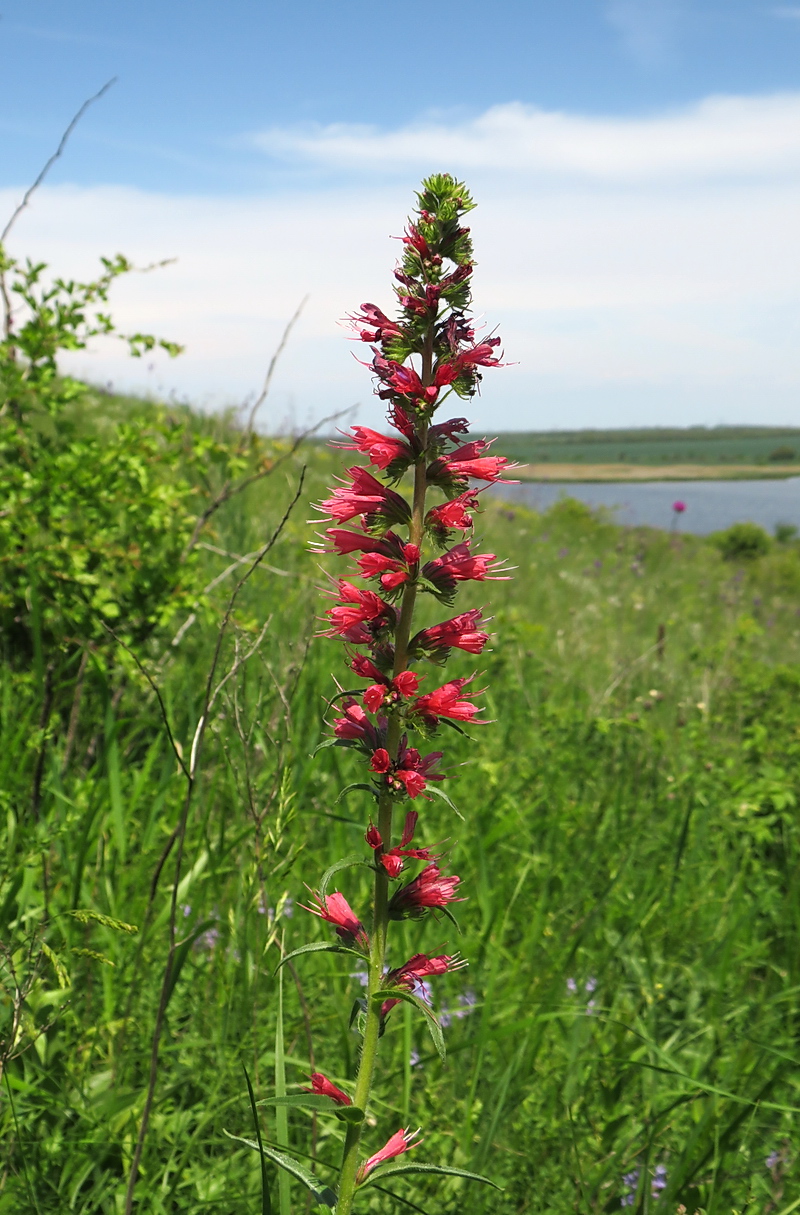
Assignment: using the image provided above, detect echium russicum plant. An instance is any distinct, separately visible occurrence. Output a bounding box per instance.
[287,174,513,1213]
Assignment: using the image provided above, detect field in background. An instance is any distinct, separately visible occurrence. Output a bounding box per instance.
[3,398,800,1213]
[490,426,800,479]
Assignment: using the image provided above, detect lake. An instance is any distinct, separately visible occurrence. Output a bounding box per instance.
[492,477,800,535]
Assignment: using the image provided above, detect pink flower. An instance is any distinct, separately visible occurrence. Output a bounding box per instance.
[362,671,422,713]
[387,952,465,988]
[389,863,463,919]
[366,808,440,875]
[422,542,509,597]
[306,1072,352,1106]
[347,303,405,344]
[300,890,369,950]
[322,528,400,557]
[408,676,482,724]
[368,742,444,802]
[336,426,413,471]
[332,699,383,747]
[429,441,516,486]
[317,466,410,528]
[411,609,490,657]
[425,490,480,536]
[672,500,686,513]
[323,581,395,639]
[429,416,470,444]
[356,1128,421,1184]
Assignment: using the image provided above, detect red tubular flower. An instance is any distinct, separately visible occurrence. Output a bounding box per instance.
[332,699,383,747]
[389,863,463,919]
[368,741,443,802]
[429,416,470,443]
[356,1128,421,1184]
[425,490,480,536]
[336,426,413,471]
[411,609,490,658]
[408,676,482,724]
[300,891,369,950]
[322,528,401,557]
[387,952,466,989]
[422,542,509,599]
[306,1072,352,1106]
[324,581,395,639]
[428,441,516,487]
[317,466,411,528]
[348,302,405,344]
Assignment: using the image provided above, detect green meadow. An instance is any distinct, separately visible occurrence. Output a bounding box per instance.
[3,397,800,1215]
[490,425,800,467]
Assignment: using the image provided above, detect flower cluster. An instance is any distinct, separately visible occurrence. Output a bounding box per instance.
[297,175,508,1212]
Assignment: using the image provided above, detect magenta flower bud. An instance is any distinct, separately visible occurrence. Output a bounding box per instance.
[306,1072,352,1106]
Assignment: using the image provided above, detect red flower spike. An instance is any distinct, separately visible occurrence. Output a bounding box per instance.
[422,542,509,597]
[356,1128,421,1184]
[388,863,463,919]
[300,890,369,950]
[386,952,466,989]
[306,1072,352,1106]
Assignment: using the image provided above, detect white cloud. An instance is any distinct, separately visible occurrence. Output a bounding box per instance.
[5,92,800,430]
[252,93,800,183]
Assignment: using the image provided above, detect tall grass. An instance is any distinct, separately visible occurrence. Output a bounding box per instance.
[2,429,799,1213]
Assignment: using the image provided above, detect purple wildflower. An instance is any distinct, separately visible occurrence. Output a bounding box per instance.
[566,977,578,994]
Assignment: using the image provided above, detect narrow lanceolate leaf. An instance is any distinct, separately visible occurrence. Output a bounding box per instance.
[243,1067,273,1215]
[373,988,446,1061]
[275,940,368,973]
[424,784,464,821]
[319,853,370,899]
[361,1162,502,1190]
[223,1134,337,1208]
[335,782,378,805]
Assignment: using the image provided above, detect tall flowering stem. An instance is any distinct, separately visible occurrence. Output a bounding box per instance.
[307,174,511,1213]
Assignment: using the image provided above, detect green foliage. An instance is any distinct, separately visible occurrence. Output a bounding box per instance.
[2,390,800,1211]
[491,424,800,467]
[713,520,771,561]
[0,244,201,655]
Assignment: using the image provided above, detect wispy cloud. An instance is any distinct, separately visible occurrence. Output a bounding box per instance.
[6,92,800,430]
[252,93,800,184]
[6,22,146,53]
[604,0,680,67]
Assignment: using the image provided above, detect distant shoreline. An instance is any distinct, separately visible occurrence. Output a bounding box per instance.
[515,463,800,482]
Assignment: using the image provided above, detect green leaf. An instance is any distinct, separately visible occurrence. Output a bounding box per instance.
[255,1094,365,1124]
[275,940,368,973]
[257,1094,338,1111]
[164,919,217,1007]
[362,1162,502,1190]
[319,853,370,899]
[243,1067,272,1215]
[335,782,378,805]
[224,1133,337,1208]
[424,784,464,821]
[374,988,446,1061]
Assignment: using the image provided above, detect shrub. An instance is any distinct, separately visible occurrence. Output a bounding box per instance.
[714,521,770,561]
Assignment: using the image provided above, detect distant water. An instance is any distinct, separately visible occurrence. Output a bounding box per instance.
[491,478,800,536]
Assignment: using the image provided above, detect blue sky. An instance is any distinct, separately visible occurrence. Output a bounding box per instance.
[4,1,800,430]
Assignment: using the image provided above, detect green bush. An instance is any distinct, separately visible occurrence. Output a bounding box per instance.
[713,520,770,561]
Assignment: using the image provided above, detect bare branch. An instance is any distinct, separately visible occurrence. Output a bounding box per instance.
[1,79,117,246]
[244,295,309,437]
[182,403,353,559]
